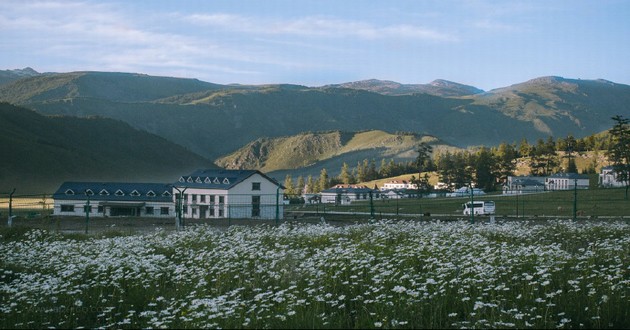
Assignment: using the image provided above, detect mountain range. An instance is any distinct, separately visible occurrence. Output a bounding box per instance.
[1,68,629,192]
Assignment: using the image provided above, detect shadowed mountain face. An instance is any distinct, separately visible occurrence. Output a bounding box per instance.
[1,70,629,184]
[0,102,216,192]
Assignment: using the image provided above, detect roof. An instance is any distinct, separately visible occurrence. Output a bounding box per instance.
[547,172,589,179]
[53,182,173,202]
[174,169,283,190]
[321,186,378,194]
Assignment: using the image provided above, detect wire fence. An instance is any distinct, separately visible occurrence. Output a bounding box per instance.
[1,187,629,225]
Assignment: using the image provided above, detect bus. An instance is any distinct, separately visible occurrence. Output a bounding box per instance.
[463,201,495,215]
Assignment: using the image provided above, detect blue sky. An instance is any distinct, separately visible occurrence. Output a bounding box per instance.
[1,0,629,90]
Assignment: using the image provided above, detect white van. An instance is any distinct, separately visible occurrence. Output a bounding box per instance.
[463,201,495,215]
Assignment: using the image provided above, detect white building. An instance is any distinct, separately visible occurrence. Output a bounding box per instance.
[545,173,590,190]
[173,169,284,219]
[599,166,626,188]
[320,184,379,204]
[381,180,417,190]
[503,176,546,194]
[53,182,174,218]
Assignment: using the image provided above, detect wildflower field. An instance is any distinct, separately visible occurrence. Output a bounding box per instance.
[1,220,629,329]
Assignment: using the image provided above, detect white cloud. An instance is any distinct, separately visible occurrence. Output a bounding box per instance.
[186,13,457,41]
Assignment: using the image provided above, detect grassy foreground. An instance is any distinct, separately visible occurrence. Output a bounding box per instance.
[1,220,629,329]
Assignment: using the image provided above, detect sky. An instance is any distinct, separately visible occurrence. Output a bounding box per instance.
[1,0,629,91]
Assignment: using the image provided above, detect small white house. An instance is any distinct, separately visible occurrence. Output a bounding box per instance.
[381,180,417,190]
[448,186,486,197]
[503,176,546,194]
[599,166,626,188]
[173,169,284,219]
[320,184,379,204]
[52,182,174,218]
[545,173,589,190]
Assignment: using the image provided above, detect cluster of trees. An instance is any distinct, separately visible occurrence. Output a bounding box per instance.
[282,117,630,196]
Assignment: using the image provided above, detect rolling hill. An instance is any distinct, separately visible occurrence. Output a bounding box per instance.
[215,130,458,178]
[0,103,216,193]
[1,70,629,182]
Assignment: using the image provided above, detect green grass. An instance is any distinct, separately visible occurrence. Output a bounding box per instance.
[291,187,630,218]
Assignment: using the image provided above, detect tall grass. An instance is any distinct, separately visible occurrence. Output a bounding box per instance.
[1,220,629,328]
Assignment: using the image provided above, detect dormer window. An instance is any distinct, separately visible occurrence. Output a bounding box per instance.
[162,191,172,197]
[223,178,230,184]
[179,177,185,183]
[130,190,141,197]
[85,189,94,196]
[187,177,194,183]
[195,177,202,183]
[99,189,110,196]
[204,177,212,183]
[213,177,220,184]
[65,189,75,195]
[147,190,156,197]
[115,190,125,196]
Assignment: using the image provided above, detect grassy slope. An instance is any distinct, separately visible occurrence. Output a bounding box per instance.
[0,103,216,193]
[215,130,456,174]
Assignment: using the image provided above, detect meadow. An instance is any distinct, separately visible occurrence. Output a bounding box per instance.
[1,219,629,329]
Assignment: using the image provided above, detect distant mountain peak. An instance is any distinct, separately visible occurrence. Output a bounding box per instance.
[6,67,40,77]
[326,78,483,97]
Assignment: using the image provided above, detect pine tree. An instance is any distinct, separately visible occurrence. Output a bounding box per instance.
[607,115,630,199]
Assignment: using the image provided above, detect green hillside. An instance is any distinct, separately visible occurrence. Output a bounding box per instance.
[215,130,458,179]
[1,71,629,165]
[0,103,216,193]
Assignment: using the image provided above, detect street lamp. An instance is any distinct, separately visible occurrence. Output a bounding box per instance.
[171,186,188,231]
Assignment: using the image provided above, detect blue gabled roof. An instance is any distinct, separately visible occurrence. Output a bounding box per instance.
[547,172,589,179]
[174,169,283,189]
[53,182,173,202]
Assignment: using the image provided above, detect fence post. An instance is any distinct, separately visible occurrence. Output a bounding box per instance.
[84,191,90,234]
[369,191,374,218]
[8,188,16,227]
[573,179,578,221]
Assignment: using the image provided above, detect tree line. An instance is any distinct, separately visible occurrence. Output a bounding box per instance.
[283,117,629,196]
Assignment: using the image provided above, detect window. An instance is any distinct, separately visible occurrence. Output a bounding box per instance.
[187,177,193,183]
[210,195,215,203]
[192,208,197,215]
[252,195,261,217]
[200,195,206,203]
[252,182,261,191]
[204,177,212,183]
[223,178,230,184]
[85,189,94,196]
[115,190,125,196]
[98,206,104,213]
[209,208,215,216]
[99,189,109,196]
[192,194,197,202]
[83,205,92,213]
[160,207,169,215]
[147,190,156,197]
[61,204,74,212]
[195,177,202,183]
[65,189,75,195]
[219,196,225,204]
[146,206,154,215]
[130,190,140,197]
[162,191,171,197]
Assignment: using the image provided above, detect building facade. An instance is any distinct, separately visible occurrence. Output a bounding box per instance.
[52,169,284,220]
[52,182,174,218]
[173,169,284,220]
[599,166,626,188]
[320,184,380,204]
